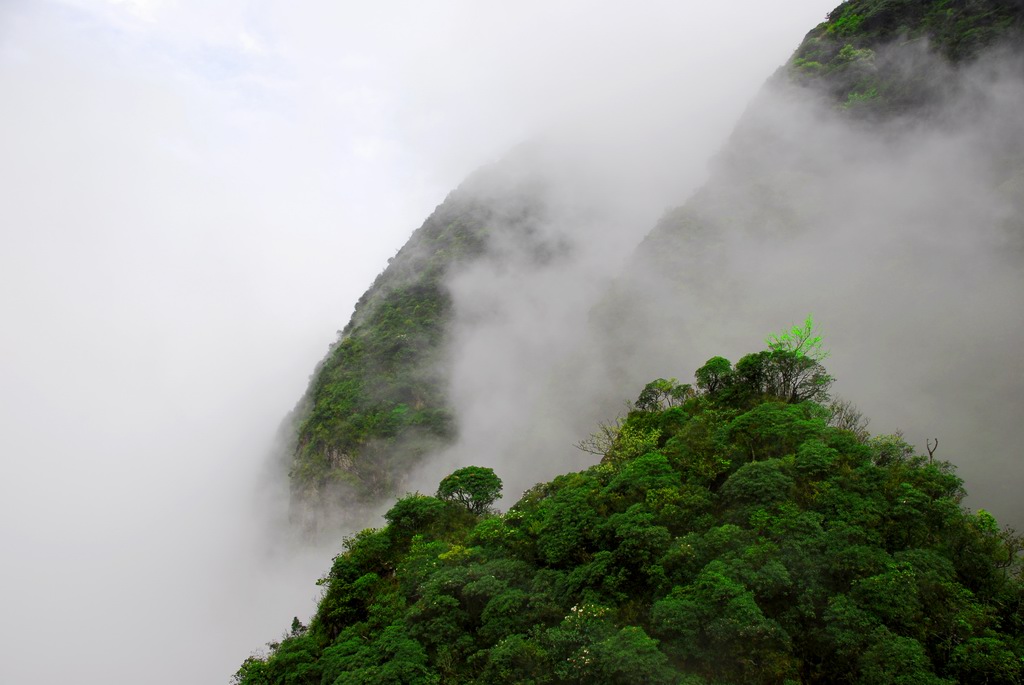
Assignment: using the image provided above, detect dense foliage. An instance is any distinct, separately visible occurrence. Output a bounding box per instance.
[237,342,1024,684]
[437,466,504,516]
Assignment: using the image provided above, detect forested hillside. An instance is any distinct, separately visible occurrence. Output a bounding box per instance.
[245,1,1024,681]
[238,326,1024,684]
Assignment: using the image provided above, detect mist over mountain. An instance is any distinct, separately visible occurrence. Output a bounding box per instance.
[3,0,1022,683]
[284,0,1024,536]
[281,105,727,533]
[6,2,843,682]
[237,1,1024,683]
[603,33,1024,529]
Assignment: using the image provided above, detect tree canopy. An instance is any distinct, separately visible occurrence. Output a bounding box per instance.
[235,338,1024,685]
[436,466,503,515]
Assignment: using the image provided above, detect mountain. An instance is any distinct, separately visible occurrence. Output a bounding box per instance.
[238,339,1024,684]
[243,1,1024,682]
[284,148,547,533]
[284,0,1024,536]
[284,139,668,533]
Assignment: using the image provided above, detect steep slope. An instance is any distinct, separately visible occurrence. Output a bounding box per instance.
[237,339,1024,684]
[285,149,551,532]
[284,139,661,533]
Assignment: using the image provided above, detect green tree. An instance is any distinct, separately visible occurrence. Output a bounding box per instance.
[765,314,829,361]
[384,493,447,543]
[437,466,503,515]
[948,637,1022,685]
[730,349,833,405]
[232,656,269,685]
[587,626,678,684]
[635,377,692,412]
[857,628,946,685]
[477,634,553,684]
[651,563,793,681]
[727,402,825,462]
[695,356,733,395]
[719,459,795,511]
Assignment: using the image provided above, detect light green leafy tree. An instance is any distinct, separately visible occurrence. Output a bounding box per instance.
[765,314,829,361]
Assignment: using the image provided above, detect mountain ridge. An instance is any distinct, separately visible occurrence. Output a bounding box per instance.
[245,2,1024,679]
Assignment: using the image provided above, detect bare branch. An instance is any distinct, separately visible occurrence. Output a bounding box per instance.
[575,418,623,456]
[827,397,870,441]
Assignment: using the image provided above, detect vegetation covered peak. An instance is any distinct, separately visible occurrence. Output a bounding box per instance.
[236,326,1024,684]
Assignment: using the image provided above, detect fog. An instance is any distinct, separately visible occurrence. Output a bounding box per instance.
[403,43,1023,535]
[0,0,834,682]
[599,45,1024,528]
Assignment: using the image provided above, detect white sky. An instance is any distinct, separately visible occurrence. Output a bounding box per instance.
[0,1,833,682]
